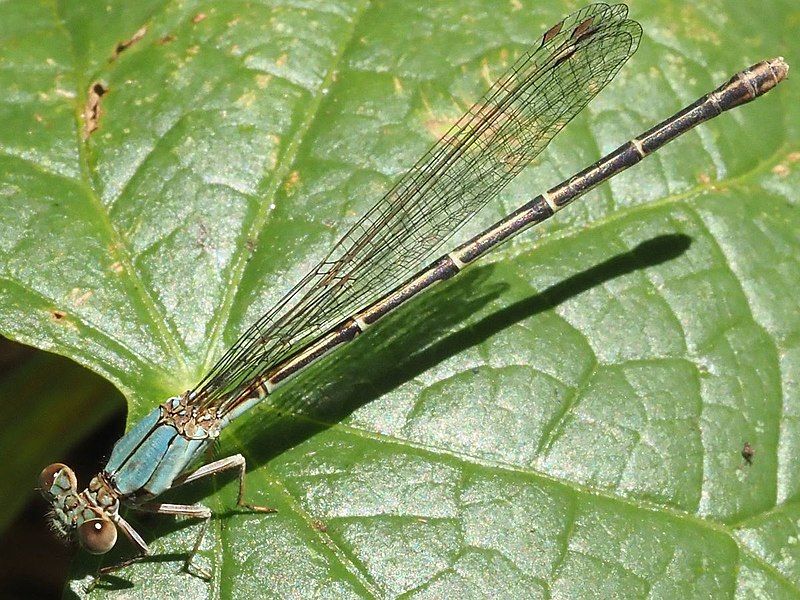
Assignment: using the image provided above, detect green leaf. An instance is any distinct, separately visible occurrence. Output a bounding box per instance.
[0,0,798,597]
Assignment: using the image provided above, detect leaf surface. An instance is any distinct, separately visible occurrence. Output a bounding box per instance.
[0,0,798,598]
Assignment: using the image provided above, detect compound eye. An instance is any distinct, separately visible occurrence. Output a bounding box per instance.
[39,463,77,497]
[77,518,118,554]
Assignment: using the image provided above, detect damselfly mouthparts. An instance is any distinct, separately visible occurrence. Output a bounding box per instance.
[38,2,787,586]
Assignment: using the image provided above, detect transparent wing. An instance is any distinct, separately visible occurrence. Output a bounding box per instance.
[194,2,642,412]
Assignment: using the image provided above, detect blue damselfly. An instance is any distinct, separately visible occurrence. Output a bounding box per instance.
[38,2,788,586]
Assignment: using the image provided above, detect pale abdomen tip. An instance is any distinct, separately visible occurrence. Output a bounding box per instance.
[769,56,789,83]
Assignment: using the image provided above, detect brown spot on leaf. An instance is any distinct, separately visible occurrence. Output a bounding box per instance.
[255,73,272,89]
[192,12,207,24]
[284,170,300,194]
[742,441,754,465]
[51,310,66,321]
[772,163,790,177]
[83,82,108,139]
[196,222,211,249]
[111,25,147,61]
[424,115,455,141]
[68,288,93,306]
[158,34,176,45]
[312,520,327,532]
[109,261,124,273]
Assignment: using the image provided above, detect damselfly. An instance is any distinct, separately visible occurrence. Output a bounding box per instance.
[39,2,788,585]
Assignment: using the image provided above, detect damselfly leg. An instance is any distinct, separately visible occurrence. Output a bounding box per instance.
[89,453,275,588]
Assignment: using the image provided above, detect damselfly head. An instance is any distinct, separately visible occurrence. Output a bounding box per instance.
[39,463,121,553]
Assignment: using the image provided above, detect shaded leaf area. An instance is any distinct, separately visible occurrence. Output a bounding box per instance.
[0,0,797,598]
[0,339,122,533]
[0,338,124,598]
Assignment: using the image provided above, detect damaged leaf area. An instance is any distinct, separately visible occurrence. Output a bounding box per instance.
[82,81,107,139]
[111,25,148,60]
[0,0,798,598]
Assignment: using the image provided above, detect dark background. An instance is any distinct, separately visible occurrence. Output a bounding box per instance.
[0,338,125,599]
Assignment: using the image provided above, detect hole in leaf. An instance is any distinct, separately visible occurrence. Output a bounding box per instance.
[111,25,147,61]
[83,82,108,139]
